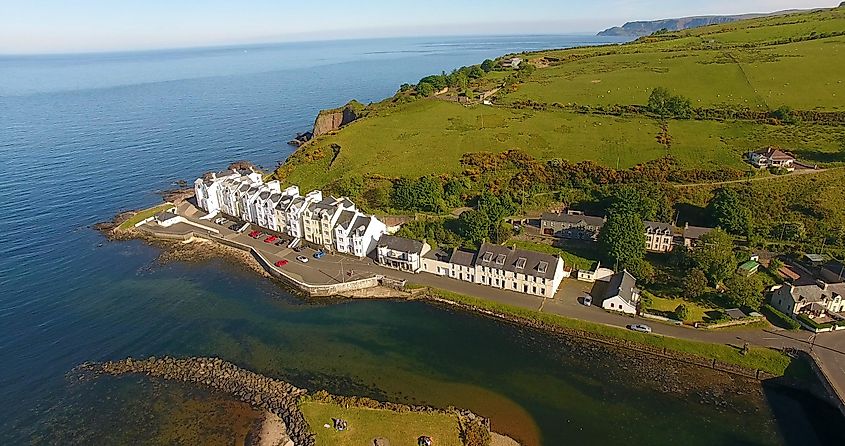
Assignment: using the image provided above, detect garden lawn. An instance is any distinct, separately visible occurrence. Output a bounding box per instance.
[300,401,462,446]
[117,203,174,231]
[646,294,715,323]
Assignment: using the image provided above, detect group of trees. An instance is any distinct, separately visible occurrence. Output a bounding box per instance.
[647,87,693,119]
[456,191,518,245]
[415,65,486,97]
[708,188,752,237]
[390,176,447,213]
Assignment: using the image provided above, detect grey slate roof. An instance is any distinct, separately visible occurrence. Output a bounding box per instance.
[541,212,605,227]
[603,270,638,306]
[784,282,845,303]
[473,242,560,280]
[644,221,674,234]
[822,261,845,281]
[335,210,356,229]
[449,249,477,267]
[683,225,713,240]
[351,215,372,233]
[424,248,452,262]
[377,235,425,254]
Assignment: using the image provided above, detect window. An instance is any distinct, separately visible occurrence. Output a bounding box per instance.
[538,261,548,274]
[495,254,506,265]
[515,257,527,269]
[482,252,494,263]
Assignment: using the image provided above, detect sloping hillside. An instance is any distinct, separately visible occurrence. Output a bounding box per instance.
[277,7,845,192]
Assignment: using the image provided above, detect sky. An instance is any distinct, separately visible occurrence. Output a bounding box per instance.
[0,0,838,54]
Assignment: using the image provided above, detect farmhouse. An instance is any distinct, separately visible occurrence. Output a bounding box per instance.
[749,147,796,171]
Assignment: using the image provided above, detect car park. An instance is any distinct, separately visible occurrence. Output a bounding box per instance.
[296,255,309,263]
[274,259,288,267]
[627,324,652,334]
[313,250,325,259]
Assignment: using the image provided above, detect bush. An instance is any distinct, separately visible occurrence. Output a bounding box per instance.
[675,304,691,322]
[762,304,801,330]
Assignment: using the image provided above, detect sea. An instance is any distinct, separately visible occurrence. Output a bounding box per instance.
[1,35,842,445]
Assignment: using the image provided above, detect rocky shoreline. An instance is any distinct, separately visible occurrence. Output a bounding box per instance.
[74,356,495,446]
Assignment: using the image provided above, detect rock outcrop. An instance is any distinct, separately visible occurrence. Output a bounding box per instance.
[312,100,366,138]
[597,8,817,37]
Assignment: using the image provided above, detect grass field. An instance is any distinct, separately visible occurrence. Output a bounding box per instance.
[300,401,462,446]
[279,8,845,190]
[117,203,174,231]
[507,239,599,270]
[646,294,716,323]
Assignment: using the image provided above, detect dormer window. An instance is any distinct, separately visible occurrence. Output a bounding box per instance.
[515,258,527,269]
[495,254,506,265]
[538,261,549,274]
[482,252,494,263]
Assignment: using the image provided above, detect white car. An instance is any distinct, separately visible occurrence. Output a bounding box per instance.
[628,324,652,334]
[296,255,309,263]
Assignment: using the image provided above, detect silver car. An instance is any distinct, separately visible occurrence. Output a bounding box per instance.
[628,324,652,333]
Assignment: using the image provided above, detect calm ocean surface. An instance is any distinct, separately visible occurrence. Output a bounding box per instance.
[1,35,841,445]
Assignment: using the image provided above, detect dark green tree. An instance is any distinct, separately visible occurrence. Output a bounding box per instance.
[599,213,646,269]
[608,184,672,222]
[468,65,485,79]
[708,188,752,236]
[481,59,495,72]
[675,304,691,321]
[416,82,435,97]
[683,268,708,299]
[724,274,765,309]
[690,228,735,285]
[648,87,673,116]
[458,209,491,244]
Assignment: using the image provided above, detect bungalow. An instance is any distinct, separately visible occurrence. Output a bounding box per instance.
[600,270,640,315]
[500,57,522,69]
[471,242,567,298]
[540,212,605,241]
[770,281,845,318]
[749,147,796,171]
[376,235,431,273]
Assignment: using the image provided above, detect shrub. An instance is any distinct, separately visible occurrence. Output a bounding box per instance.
[762,304,800,330]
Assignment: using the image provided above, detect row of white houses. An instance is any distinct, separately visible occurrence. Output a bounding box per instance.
[194,169,386,257]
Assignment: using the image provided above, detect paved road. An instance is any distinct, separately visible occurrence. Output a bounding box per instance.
[160,204,845,409]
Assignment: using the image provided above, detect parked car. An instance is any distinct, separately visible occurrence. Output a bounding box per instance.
[274,259,289,267]
[264,236,278,243]
[248,230,260,238]
[274,239,287,246]
[627,324,652,334]
[296,255,309,263]
[313,250,325,259]
[293,247,303,253]
[581,295,592,307]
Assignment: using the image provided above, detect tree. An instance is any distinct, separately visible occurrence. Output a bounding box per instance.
[468,65,485,79]
[648,87,673,116]
[333,175,364,198]
[724,274,765,309]
[389,177,443,212]
[608,184,672,222]
[627,258,655,284]
[599,213,646,269]
[675,304,691,322]
[416,82,435,97]
[458,210,490,244]
[690,229,735,285]
[481,59,495,72]
[708,188,752,236]
[683,268,708,299]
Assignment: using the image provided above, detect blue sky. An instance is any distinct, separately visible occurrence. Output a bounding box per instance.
[0,0,837,54]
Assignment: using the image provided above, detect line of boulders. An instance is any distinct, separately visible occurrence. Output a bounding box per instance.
[76,356,315,446]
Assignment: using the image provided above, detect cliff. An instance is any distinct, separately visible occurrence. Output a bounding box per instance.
[312,100,365,137]
[597,9,813,37]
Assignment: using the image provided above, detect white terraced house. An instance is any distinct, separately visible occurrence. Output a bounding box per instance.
[193,169,239,215]
[250,181,283,230]
[335,212,387,258]
[285,190,323,240]
[217,172,263,218]
[644,221,675,253]
[301,197,357,247]
[273,189,300,234]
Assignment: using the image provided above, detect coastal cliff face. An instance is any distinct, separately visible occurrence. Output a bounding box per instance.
[312,100,365,137]
[596,8,815,37]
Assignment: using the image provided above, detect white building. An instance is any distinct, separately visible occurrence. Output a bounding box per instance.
[302,197,357,248]
[194,169,240,215]
[600,270,640,314]
[644,221,675,253]
[335,212,386,258]
[750,147,796,171]
[471,243,566,298]
[285,190,323,240]
[770,281,845,319]
[376,235,431,273]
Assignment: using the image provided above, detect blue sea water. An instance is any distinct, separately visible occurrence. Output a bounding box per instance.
[1,35,841,445]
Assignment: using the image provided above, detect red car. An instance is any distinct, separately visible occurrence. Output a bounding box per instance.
[264,235,278,243]
[274,259,289,267]
[248,230,260,238]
